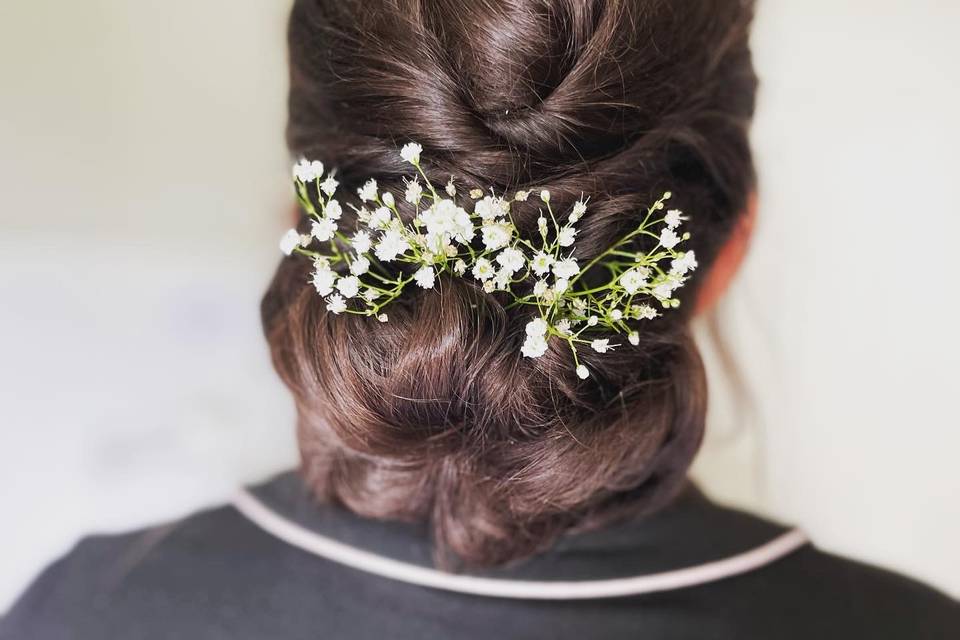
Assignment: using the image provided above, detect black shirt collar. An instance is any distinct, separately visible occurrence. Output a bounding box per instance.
[245,470,793,582]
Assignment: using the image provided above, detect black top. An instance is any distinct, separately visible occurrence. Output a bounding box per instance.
[3,472,957,639]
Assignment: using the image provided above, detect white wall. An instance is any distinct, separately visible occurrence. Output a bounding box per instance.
[1,0,958,612]
[693,0,960,598]
[0,0,299,610]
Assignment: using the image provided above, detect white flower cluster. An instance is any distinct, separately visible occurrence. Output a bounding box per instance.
[280,144,697,379]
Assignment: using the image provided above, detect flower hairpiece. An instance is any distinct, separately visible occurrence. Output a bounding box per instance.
[279,143,697,379]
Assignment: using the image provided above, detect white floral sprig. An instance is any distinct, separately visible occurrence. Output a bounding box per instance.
[280,144,697,379]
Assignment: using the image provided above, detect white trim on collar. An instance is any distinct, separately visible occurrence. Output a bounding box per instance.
[232,488,808,601]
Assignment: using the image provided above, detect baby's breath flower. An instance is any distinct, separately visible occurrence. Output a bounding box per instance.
[287,150,694,381]
[526,317,549,337]
[634,304,658,320]
[521,334,549,358]
[400,142,422,165]
[591,339,610,353]
[653,274,683,300]
[653,282,677,300]
[326,294,347,314]
[350,256,370,276]
[311,218,337,242]
[552,259,580,280]
[665,209,686,229]
[375,229,409,262]
[369,207,392,229]
[472,258,494,281]
[493,268,512,291]
[452,213,474,245]
[394,179,423,205]
[557,226,577,247]
[336,275,360,299]
[619,268,647,295]
[279,228,301,256]
[522,318,550,358]
[496,247,525,274]
[325,200,343,220]
[405,180,423,205]
[659,228,681,250]
[358,179,378,202]
[530,251,553,276]
[475,196,506,221]
[671,251,698,275]
[570,200,587,221]
[481,222,512,251]
[293,158,324,182]
[320,176,339,196]
[414,266,435,289]
[312,266,336,296]
[352,230,372,253]
[421,199,459,234]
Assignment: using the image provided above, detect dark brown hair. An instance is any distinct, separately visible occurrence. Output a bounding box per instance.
[262,0,758,567]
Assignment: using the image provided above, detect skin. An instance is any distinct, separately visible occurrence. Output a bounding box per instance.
[695,191,758,315]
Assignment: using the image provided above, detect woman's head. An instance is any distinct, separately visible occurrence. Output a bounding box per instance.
[263,0,758,567]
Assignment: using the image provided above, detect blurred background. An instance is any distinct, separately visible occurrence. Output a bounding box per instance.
[1,0,958,611]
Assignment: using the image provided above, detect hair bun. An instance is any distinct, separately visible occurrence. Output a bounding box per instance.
[270,0,759,567]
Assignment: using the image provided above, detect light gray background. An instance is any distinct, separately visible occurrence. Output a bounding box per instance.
[2,0,958,610]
